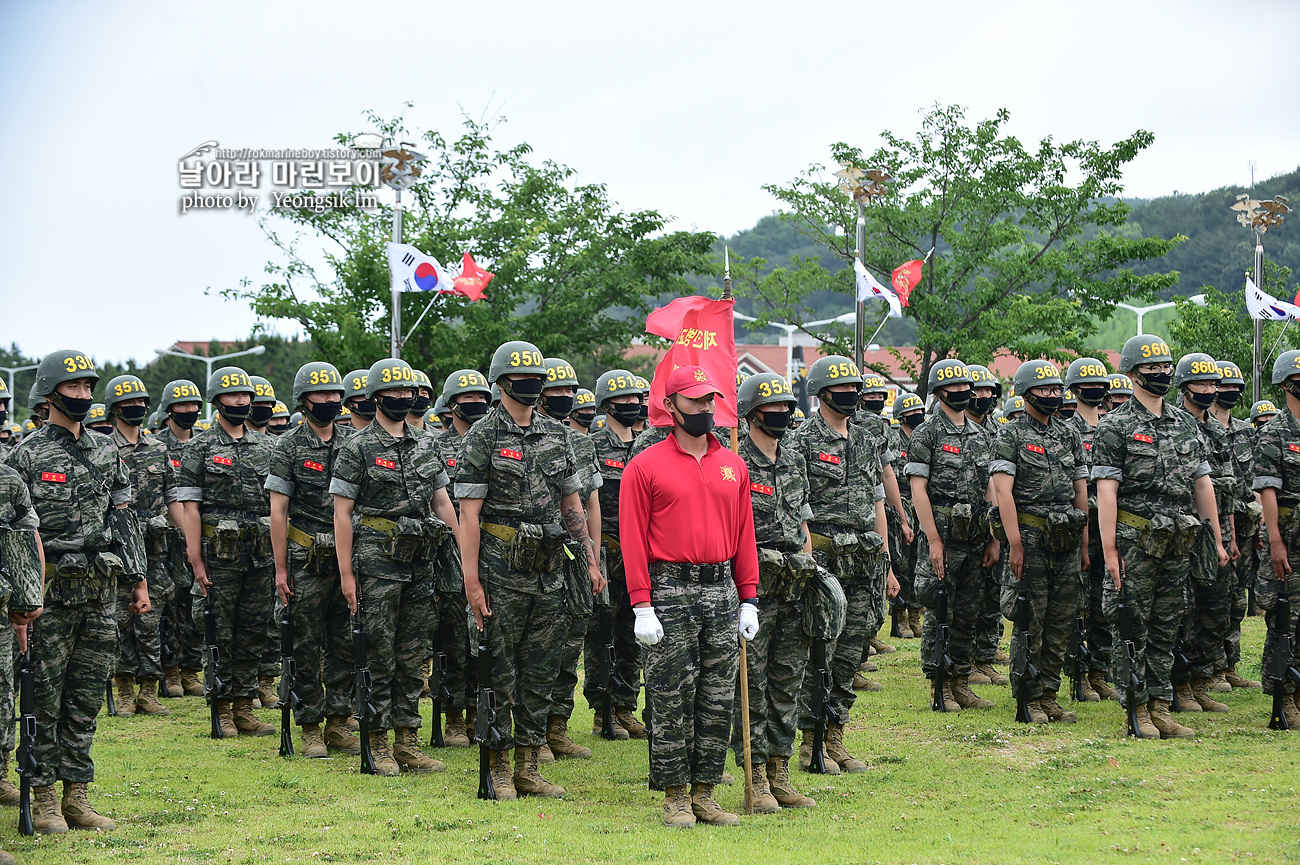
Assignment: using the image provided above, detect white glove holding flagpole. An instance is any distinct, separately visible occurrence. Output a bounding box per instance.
[634,606,664,646]
[738,603,760,641]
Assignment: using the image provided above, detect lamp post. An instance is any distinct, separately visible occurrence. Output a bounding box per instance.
[733,311,857,383]
[834,164,891,372]
[0,364,38,411]
[378,140,427,359]
[1116,294,1207,336]
[1230,193,1290,403]
[154,344,266,420]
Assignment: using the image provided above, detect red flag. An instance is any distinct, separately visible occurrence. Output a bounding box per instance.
[891,259,924,306]
[452,253,493,302]
[645,295,738,428]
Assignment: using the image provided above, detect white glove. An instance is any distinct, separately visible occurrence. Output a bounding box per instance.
[634,606,664,646]
[738,602,760,641]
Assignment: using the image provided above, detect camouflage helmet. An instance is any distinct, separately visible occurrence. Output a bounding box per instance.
[1061,388,1077,407]
[85,403,109,426]
[290,411,304,426]
[927,359,973,391]
[487,341,546,384]
[1272,350,1300,385]
[806,356,863,397]
[1108,373,1134,397]
[271,401,291,420]
[365,358,416,397]
[27,381,44,412]
[147,410,163,430]
[249,375,277,404]
[33,349,99,397]
[994,410,1007,424]
[860,373,889,395]
[966,364,1000,395]
[423,407,441,427]
[160,379,203,413]
[432,393,449,417]
[344,369,370,401]
[1003,395,1026,416]
[1118,334,1172,374]
[1217,360,1245,387]
[206,367,255,401]
[595,369,641,406]
[543,357,580,389]
[736,371,751,389]
[592,413,606,430]
[1012,360,1063,397]
[1250,399,1279,424]
[1174,353,1221,390]
[442,369,491,401]
[103,374,150,410]
[572,388,596,415]
[292,362,345,403]
[737,373,796,418]
[634,375,651,395]
[1065,358,1110,389]
[895,392,925,416]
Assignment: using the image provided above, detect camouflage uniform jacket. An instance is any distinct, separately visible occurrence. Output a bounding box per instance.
[1252,406,1300,507]
[739,432,812,553]
[990,414,1087,516]
[1090,398,1210,518]
[111,427,176,519]
[566,426,602,502]
[789,410,883,533]
[174,423,272,524]
[903,410,992,540]
[264,421,349,536]
[1192,409,1237,534]
[894,428,913,500]
[0,463,44,611]
[852,411,901,464]
[432,426,466,509]
[592,425,637,535]
[155,425,194,474]
[1223,414,1257,515]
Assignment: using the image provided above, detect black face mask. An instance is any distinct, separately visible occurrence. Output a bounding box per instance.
[1186,389,1218,410]
[638,403,649,423]
[1216,390,1242,408]
[453,400,490,423]
[248,404,274,426]
[50,393,93,423]
[500,377,543,406]
[860,396,887,415]
[349,398,377,420]
[268,423,288,435]
[169,409,199,429]
[572,410,596,430]
[825,391,859,415]
[752,407,793,439]
[1024,393,1062,416]
[306,400,342,425]
[1135,370,1172,396]
[606,403,642,428]
[378,394,415,421]
[937,387,971,412]
[0,409,7,426]
[1075,385,1108,407]
[88,423,114,434]
[900,412,924,431]
[968,395,994,417]
[1057,407,1077,419]
[216,401,251,425]
[115,404,149,426]
[675,409,715,438]
[410,395,432,415]
[542,394,575,418]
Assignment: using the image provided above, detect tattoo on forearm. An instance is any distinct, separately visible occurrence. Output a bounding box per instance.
[563,504,590,544]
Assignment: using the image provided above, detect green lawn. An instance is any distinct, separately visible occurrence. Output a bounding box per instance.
[5,615,1298,865]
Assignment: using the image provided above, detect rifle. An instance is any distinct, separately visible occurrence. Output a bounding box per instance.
[1267,591,1300,730]
[930,582,954,712]
[1170,624,1191,712]
[596,605,624,740]
[159,614,174,698]
[1068,615,1091,703]
[279,598,300,757]
[203,548,224,739]
[808,637,832,773]
[105,677,117,717]
[1116,570,1142,737]
[889,594,904,639]
[17,645,37,837]
[428,613,449,748]
[475,606,502,800]
[1011,585,1040,723]
[353,598,377,774]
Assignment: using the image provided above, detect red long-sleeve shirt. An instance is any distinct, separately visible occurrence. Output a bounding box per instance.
[618,431,759,607]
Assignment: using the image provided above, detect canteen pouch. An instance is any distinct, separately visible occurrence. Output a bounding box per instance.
[49,553,91,606]
[1170,513,1202,557]
[947,503,974,543]
[802,566,848,641]
[1139,513,1176,558]
[210,519,243,562]
[1044,508,1088,552]
[562,541,594,618]
[422,516,451,560]
[507,522,545,572]
[1189,520,1219,587]
[384,516,426,564]
[145,514,172,558]
[93,551,124,581]
[250,516,274,561]
[859,530,885,555]
[1240,500,1263,538]
[55,552,91,579]
[756,547,788,598]
[308,532,337,573]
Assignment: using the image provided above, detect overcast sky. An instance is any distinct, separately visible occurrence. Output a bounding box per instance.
[1,0,1296,364]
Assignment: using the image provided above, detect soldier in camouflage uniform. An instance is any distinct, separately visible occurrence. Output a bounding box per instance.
[791,356,896,772]
[992,361,1089,724]
[893,393,927,638]
[243,376,282,707]
[1253,350,1300,729]
[85,403,112,435]
[455,341,603,799]
[966,364,1010,687]
[1213,360,1262,691]
[245,376,277,435]
[1107,374,1133,411]
[732,372,817,811]
[343,369,375,432]
[267,402,291,436]
[906,359,1000,712]
[1252,399,1279,429]
[103,374,179,718]
[1092,335,1228,738]
[331,357,459,775]
[569,388,597,431]
[176,366,278,738]
[8,349,149,832]
[265,362,361,758]
[406,370,434,430]
[154,380,206,697]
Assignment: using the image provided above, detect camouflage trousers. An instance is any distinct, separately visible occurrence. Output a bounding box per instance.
[1226,527,1261,669]
[1184,523,1233,680]
[582,551,640,710]
[1085,532,1112,673]
[800,547,880,726]
[644,568,738,788]
[1255,530,1300,697]
[166,551,202,672]
[998,529,1083,698]
[0,622,12,754]
[973,562,1004,664]
[918,537,985,679]
[550,611,590,720]
[482,580,567,749]
[892,501,921,610]
[1102,533,1189,706]
[357,574,434,731]
[30,596,116,786]
[731,595,808,764]
[435,590,470,712]
[197,548,275,700]
[284,547,354,725]
[115,581,162,679]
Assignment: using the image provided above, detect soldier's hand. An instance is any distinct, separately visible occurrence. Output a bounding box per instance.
[465,582,491,631]
[128,582,152,615]
[738,603,759,641]
[1105,551,1123,590]
[1216,542,1230,569]
[886,570,900,598]
[1008,540,1025,581]
[8,608,40,628]
[1228,538,1241,563]
[1271,540,1292,579]
[633,606,663,646]
[193,559,210,595]
[588,559,606,596]
[341,572,358,613]
[929,537,946,580]
[902,521,915,546]
[983,539,1001,569]
[275,567,293,605]
[1080,545,1091,572]
[11,623,27,654]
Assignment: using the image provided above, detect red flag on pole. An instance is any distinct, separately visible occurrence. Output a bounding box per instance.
[891,259,924,306]
[645,295,738,428]
[452,253,493,302]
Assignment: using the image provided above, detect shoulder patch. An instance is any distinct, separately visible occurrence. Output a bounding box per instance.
[817,452,841,464]
[40,472,66,483]
[212,455,234,466]
[1133,433,1154,444]
[499,448,523,461]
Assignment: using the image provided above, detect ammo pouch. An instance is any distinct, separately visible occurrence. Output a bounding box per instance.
[386,516,426,565]
[251,516,275,561]
[1043,508,1088,552]
[802,566,847,641]
[422,516,451,559]
[47,553,110,607]
[145,514,172,558]
[1170,514,1202,557]
[1241,500,1264,538]
[562,540,594,618]
[756,547,788,598]
[307,532,337,573]
[56,552,91,578]
[946,503,975,543]
[94,551,124,580]
[859,530,885,555]
[209,519,244,562]
[507,522,545,572]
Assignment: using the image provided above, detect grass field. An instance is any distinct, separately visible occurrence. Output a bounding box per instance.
[4,615,1298,865]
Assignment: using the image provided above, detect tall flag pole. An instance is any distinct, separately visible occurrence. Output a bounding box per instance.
[380,143,426,358]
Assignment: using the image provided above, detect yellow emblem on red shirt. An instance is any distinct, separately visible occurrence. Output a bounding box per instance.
[720,465,737,482]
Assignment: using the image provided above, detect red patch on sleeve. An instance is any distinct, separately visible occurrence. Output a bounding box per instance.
[446,458,457,467]
[374,458,397,469]
[1083,443,1092,451]
[942,444,961,454]
[1289,444,1300,454]
[303,460,325,472]
[604,459,625,469]
[499,448,523,461]
[212,455,234,466]
[1133,433,1154,444]
[40,472,66,483]
[899,451,907,459]
[750,482,774,496]
[1026,444,1046,454]
[817,452,841,464]
[169,458,181,467]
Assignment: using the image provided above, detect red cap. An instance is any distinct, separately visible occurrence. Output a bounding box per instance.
[663,365,722,399]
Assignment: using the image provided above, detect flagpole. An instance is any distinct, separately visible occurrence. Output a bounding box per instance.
[854,202,866,372]
[1254,245,1264,405]
[399,292,445,351]
[864,307,892,350]
[391,188,403,358]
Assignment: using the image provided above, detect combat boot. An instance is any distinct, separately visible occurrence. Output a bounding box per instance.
[1173,681,1201,712]
[0,751,19,805]
[615,707,647,739]
[369,730,399,776]
[1039,691,1076,723]
[933,680,962,712]
[163,666,183,698]
[300,724,328,759]
[216,700,238,738]
[897,617,914,639]
[1149,699,1195,738]
[258,676,280,709]
[852,672,883,692]
[444,710,471,747]
[513,746,564,797]
[973,662,1009,686]
[869,636,896,655]
[746,763,781,814]
[858,659,879,672]
[593,710,629,739]
[538,744,555,763]
[61,781,115,830]
[797,729,841,774]
[1191,679,1229,713]
[968,666,992,685]
[323,716,361,754]
[135,680,170,716]
[547,715,592,758]
[180,669,205,696]
[766,757,815,807]
[907,607,923,638]
[690,783,739,826]
[489,749,516,800]
[32,785,67,834]
[1130,704,1160,739]
[232,697,274,736]
[824,721,867,772]
[1208,670,1232,693]
[394,727,445,772]
[1022,699,1049,724]
[994,648,1011,664]
[1282,695,1300,729]
[662,784,695,827]
[1225,666,1261,689]
[1088,671,1119,701]
[1077,675,1101,702]
[113,675,137,717]
[951,677,994,709]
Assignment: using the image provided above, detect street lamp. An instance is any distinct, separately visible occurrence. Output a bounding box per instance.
[733,311,857,383]
[1115,294,1206,335]
[1230,193,1290,402]
[0,364,39,410]
[154,344,267,420]
[834,163,891,372]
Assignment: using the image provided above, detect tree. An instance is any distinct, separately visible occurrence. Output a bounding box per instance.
[737,104,1182,397]
[223,109,717,383]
